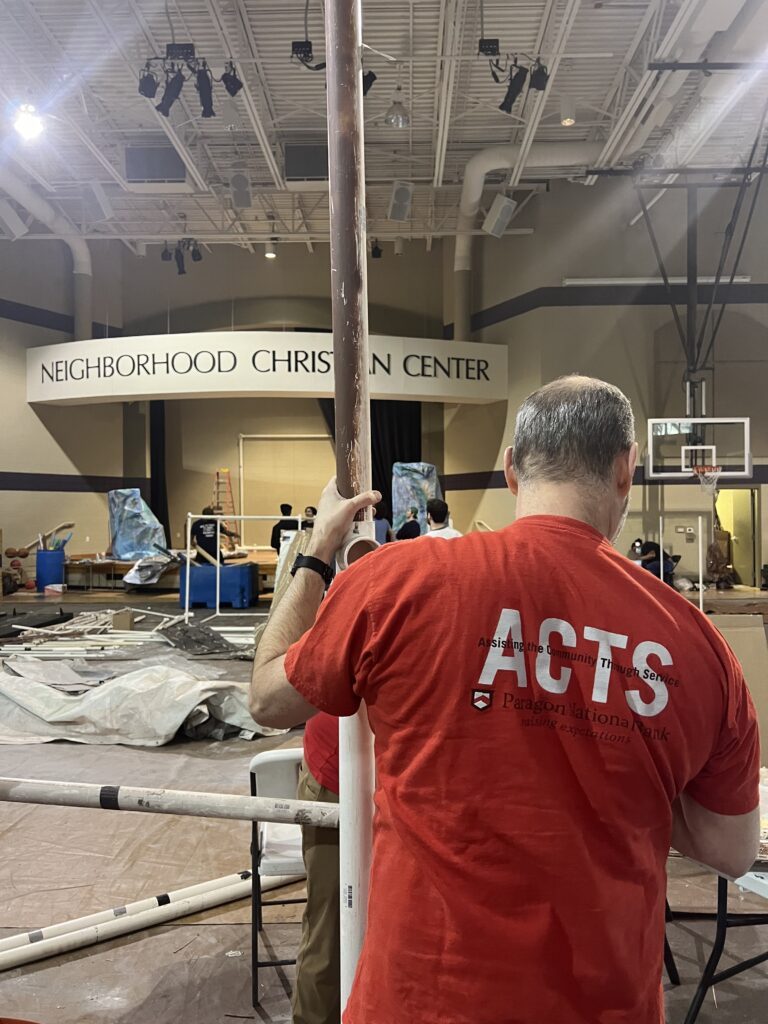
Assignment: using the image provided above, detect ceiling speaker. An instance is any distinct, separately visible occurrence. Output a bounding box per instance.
[388,180,414,222]
[482,194,518,238]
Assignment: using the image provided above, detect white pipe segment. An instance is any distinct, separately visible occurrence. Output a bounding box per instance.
[0,163,92,339]
[454,142,602,273]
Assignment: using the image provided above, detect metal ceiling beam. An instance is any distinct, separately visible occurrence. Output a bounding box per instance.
[432,0,468,187]
[509,0,584,187]
[20,228,534,244]
[85,0,208,193]
[205,0,285,189]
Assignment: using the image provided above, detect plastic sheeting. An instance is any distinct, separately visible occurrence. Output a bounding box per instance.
[0,662,285,745]
[392,462,442,535]
[108,488,167,560]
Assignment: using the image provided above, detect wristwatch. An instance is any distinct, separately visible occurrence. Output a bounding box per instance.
[291,554,334,589]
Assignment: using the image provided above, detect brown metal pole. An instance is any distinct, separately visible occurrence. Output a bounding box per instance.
[325,0,372,500]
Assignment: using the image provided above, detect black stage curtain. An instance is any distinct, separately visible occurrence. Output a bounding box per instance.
[149,400,171,544]
[319,399,421,521]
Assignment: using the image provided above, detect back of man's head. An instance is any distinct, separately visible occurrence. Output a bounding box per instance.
[426,498,448,523]
[280,503,292,515]
[512,376,635,487]
[202,506,215,516]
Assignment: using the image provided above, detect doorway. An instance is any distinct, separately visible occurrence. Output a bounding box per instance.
[715,488,761,587]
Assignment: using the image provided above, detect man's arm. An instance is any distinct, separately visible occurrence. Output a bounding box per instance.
[672,793,759,879]
[249,479,380,729]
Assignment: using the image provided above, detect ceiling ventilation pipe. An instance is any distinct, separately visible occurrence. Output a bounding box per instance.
[453,142,601,340]
[0,165,92,340]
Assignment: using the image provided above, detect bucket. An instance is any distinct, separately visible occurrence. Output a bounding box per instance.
[35,549,65,593]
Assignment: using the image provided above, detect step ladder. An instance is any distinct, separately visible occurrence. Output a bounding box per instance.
[211,468,237,550]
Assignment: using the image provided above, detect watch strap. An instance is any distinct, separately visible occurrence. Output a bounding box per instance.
[291,553,334,588]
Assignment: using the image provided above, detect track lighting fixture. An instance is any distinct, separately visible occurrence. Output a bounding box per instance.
[191,242,203,262]
[161,243,173,262]
[174,245,186,275]
[156,67,185,117]
[195,64,215,118]
[499,66,528,114]
[138,64,159,99]
[362,70,377,96]
[529,60,549,92]
[370,240,383,259]
[221,62,243,97]
[13,103,44,140]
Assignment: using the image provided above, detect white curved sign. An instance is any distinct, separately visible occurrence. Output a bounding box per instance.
[27,331,507,406]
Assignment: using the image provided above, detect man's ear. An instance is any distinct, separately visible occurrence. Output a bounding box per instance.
[503,446,519,496]
[616,442,638,496]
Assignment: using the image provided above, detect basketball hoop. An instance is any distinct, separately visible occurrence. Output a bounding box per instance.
[692,465,723,497]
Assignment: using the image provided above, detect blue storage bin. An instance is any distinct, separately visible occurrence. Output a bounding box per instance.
[179,562,257,609]
[36,549,66,592]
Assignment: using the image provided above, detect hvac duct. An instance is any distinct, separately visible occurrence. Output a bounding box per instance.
[0,165,92,340]
[453,142,601,340]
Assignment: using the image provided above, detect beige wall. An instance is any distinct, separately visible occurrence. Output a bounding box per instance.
[0,239,125,555]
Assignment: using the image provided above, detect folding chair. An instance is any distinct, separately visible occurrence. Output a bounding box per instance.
[249,747,306,1008]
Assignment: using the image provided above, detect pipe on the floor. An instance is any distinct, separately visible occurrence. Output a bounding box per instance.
[0,869,294,953]
[0,777,339,828]
[0,874,301,971]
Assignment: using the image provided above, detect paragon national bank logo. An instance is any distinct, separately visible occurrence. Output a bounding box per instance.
[471,688,494,712]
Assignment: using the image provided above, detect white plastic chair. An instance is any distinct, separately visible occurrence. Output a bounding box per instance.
[249,747,306,1007]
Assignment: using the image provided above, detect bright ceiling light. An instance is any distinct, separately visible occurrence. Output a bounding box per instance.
[384,85,410,129]
[560,96,576,127]
[13,104,44,140]
[264,240,277,259]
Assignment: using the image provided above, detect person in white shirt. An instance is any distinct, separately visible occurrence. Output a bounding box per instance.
[423,498,462,539]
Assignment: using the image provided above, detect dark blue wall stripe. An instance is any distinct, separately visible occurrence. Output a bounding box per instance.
[443,466,768,492]
[443,281,768,338]
[0,472,149,496]
[0,295,122,337]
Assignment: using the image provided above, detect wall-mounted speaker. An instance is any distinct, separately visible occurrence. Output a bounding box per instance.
[482,194,518,238]
[388,180,414,222]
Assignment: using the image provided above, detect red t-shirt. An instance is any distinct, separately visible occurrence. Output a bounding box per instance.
[285,516,759,1024]
[304,713,339,793]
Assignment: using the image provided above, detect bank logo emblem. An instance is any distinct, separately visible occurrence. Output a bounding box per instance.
[471,688,493,712]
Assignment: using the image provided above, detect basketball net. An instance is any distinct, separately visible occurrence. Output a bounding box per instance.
[692,465,723,498]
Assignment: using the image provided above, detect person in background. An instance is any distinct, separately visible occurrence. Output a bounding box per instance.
[271,503,299,554]
[423,498,462,539]
[639,539,674,580]
[190,507,241,564]
[374,503,394,545]
[395,506,421,540]
[302,506,318,531]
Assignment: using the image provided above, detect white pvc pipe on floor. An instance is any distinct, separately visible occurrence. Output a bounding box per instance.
[184,513,193,624]
[0,777,339,828]
[0,875,302,972]
[216,518,221,617]
[658,515,665,581]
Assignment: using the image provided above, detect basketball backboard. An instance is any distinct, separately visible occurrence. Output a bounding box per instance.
[646,418,752,480]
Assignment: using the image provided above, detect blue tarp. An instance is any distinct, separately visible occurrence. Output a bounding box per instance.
[108,489,167,560]
[392,462,442,536]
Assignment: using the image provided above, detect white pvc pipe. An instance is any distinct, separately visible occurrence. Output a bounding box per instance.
[698,514,705,612]
[216,517,221,617]
[658,515,665,581]
[0,875,298,972]
[238,434,245,545]
[184,512,193,624]
[0,870,256,952]
[0,777,339,828]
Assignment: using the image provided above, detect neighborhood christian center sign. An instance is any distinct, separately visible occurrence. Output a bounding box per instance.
[27,332,508,406]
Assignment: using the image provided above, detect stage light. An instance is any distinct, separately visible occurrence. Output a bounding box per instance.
[161,243,173,262]
[221,62,243,97]
[370,240,383,259]
[138,65,159,99]
[174,245,186,275]
[191,242,203,262]
[529,60,549,92]
[195,66,215,118]
[384,86,410,128]
[13,104,43,140]
[264,240,277,259]
[363,70,377,96]
[499,66,528,113]
[560,96,576,126]
[156,68,185,117]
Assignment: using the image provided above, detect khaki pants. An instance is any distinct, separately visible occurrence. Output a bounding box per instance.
[292,764,340,1024]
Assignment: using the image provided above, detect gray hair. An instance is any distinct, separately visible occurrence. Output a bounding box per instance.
[512,376,635,486]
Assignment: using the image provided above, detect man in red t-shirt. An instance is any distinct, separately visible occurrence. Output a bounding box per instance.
[250,375,760,1024]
